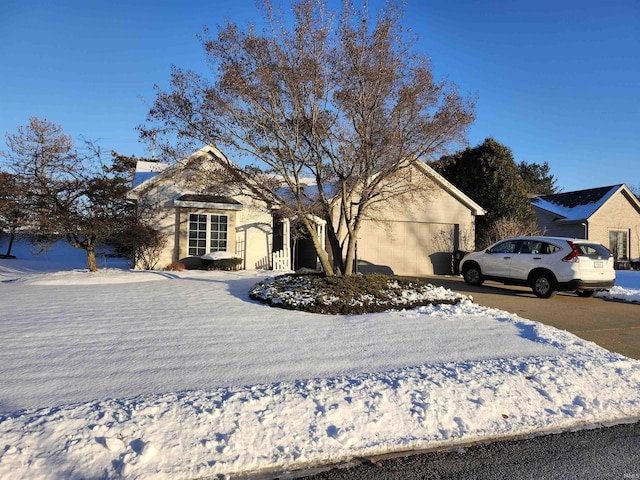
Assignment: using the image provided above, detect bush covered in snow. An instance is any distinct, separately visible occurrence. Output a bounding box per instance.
[201,252,243,270]
[249,272,468,314]
[202,257,243,270]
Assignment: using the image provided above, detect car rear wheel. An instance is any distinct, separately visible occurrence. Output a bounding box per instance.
[532,272,555,298]
[462,264,483,286]
[576,289,595,298]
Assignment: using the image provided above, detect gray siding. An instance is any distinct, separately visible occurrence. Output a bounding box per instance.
[533,208,586,238]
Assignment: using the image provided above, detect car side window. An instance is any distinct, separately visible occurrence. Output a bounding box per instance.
[489,241,518,254]
[519,241,542,254]
[541,242,561,254]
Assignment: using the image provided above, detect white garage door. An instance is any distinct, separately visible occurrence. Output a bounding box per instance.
[356,221,457,276]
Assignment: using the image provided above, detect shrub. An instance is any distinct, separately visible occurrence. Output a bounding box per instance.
[249,272,467,314]
[202,257,243,271]
[121,223,167,270]
[165,261,186,271]
[478,216,541,250]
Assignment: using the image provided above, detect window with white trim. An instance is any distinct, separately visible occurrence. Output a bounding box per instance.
[609,230,628,261]
[188,213,228,256]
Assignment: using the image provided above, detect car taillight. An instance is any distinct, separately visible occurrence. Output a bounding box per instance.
[562,241,581,263]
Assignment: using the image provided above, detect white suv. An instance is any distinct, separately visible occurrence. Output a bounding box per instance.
[460,236,616,298]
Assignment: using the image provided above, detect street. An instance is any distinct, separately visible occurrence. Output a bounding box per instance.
[294,420,640,480]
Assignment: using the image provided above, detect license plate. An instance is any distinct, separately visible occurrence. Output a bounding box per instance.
[594,261,603,268]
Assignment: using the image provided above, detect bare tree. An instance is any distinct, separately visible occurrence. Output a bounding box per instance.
[479,215,543,250]
[141,0,475,275]
[1,117,132,271]
[120,222,167,270]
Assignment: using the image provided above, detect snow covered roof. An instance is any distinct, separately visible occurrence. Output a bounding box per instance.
[531,185,623,222]
[127,147,485,217]
[132,160,171,188]
[127,146,282,207]
[128,146,225,197]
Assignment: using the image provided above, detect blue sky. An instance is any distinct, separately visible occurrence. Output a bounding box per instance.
[2,0,638,192]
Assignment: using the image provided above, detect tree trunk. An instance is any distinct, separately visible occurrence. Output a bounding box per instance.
[325,220,345,275]
[67,233,99,272]
[343,227,359,276]
[3,227,16,257]
[86,247,98,272]
[341,199,364,276]
[302,217,334,276]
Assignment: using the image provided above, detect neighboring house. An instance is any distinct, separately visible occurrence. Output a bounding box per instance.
[127,146,485,275]
[531,185,640,268]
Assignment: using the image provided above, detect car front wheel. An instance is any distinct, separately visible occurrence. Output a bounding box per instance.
[462,264,484,286]
[532,272,555,298]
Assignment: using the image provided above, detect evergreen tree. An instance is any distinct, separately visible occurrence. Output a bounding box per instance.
[517,160,558,195]
[432,138,536,247]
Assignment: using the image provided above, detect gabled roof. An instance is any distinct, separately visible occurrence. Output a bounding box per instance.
[531,184,640,222]
[127,146,281,206]
[414,160,486,216]
[132,161,171,188]
[127,146,213,199]
[127,146,486,216]
[272,160,485,216]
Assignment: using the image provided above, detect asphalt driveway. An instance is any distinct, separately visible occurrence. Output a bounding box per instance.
[425,275,640,360]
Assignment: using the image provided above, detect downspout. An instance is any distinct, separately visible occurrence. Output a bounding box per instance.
[581,221,588,240]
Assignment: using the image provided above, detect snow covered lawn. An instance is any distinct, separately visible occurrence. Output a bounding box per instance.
[597,270,640,303]
[1,241,640,479]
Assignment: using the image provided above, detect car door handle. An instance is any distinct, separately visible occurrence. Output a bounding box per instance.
[503,256,512,259]
[533,257,542,260]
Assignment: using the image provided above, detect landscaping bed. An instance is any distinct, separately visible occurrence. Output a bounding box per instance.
[249,272,468,314]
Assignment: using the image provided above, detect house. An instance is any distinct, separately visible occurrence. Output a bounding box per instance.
[128,146,485,275]
[342,162,485,276]
[128,147,280,271]
[531,185,640,268]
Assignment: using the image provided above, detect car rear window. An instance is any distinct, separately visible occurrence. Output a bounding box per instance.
[575,243,611,259]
